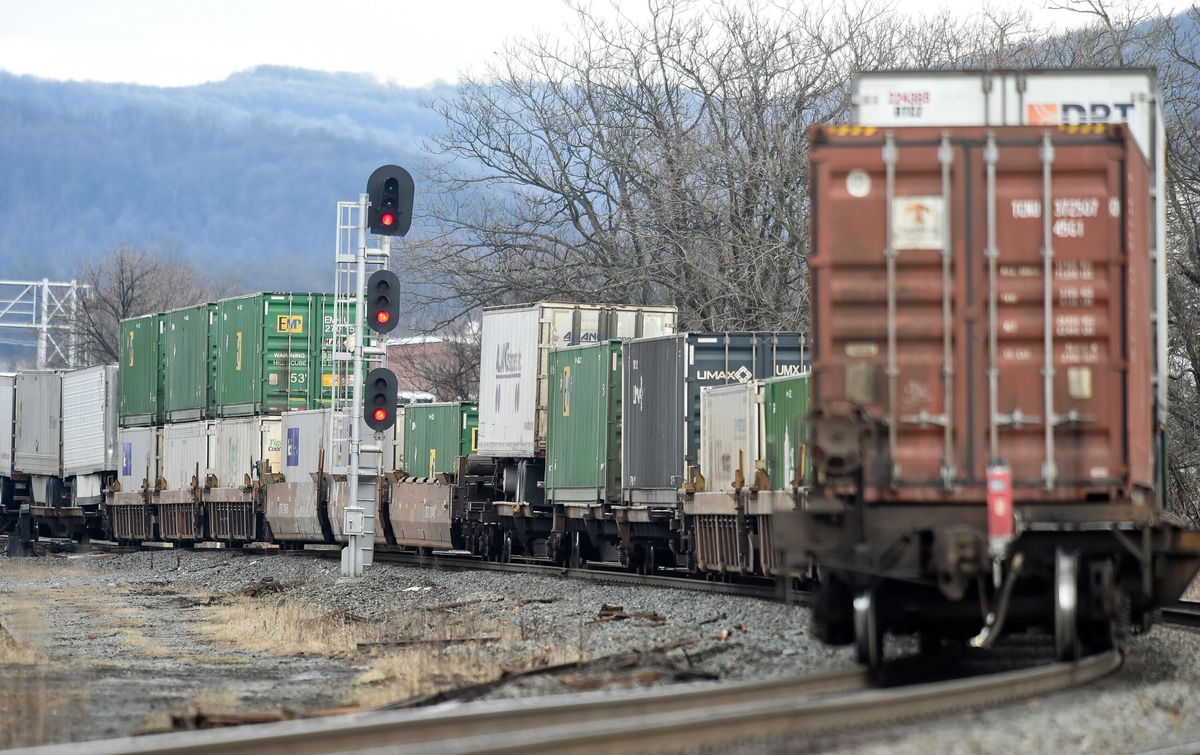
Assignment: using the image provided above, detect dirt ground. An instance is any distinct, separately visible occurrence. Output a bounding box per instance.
[0,549,837,749]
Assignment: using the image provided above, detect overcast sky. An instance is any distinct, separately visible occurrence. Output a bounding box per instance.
[0,0,1194,88]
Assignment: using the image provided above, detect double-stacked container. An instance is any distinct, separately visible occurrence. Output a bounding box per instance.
[61,365,119,504]
[544,340,622,504]
[400,402,478,478]
[119,313,163,427]
[622,333,806,505]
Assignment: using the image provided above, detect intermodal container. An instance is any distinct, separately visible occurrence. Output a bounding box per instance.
[698,382,761,494]
[762,373,810,490]
[61,365,119,477]
[119,313,163,427]
[401,402,478,477]
[160,421,208,490]
[477,302,677,458]
[162,303,213,423]
[210,416,282,486]
[210,292,334,417]
[808,124,1152,501]
[0,374,14,478]
[14,371,62,476]
[622,333,807,504]
[545,340,622,503]
[117,426,157,492]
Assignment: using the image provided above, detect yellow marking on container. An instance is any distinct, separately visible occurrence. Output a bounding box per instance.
[236,332,243,371]
[428,448,437,477]
[127,330,135,366]
[471,426,478,452]
[277,314,304,333]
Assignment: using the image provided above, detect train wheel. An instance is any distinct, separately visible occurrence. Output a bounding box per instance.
[568,531,584,570]
[501,531,514,563]
[853,589,884,667]
[1055,549,1081,661]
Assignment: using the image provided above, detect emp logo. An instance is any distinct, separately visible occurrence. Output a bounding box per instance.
[276,315,304,334]
[1026,102,1135,126]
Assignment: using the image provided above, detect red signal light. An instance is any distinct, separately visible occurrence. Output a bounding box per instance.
[376,311,390,325]
[381,212,395,226]
[373,408,388,422]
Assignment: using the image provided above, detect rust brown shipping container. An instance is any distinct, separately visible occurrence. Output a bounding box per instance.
[808,124,1153,503]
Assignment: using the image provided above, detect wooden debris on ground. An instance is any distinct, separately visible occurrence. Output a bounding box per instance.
[233,577,302,598]
[356,636,499,652]
[587,604,667,625]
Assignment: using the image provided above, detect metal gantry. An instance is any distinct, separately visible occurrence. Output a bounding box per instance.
[330,196,391,576]
[0,279,89,368]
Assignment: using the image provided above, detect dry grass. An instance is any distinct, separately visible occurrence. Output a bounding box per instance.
[0,603,43,664]
[0,558,85,579]
[198,595,388,656]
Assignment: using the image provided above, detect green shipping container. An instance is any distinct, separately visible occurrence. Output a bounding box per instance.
[162,303,213,422]
[762,373,810,490]
[545,340,622,504]
[401,402,478,477]
[210,292,334,417]
[118,314,163,427]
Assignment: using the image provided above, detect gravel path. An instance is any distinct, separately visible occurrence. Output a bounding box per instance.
[0,548,848,747]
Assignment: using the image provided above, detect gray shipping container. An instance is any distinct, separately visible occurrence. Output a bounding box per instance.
[622,333,806,504]
[161,420,209,490]
[14,371,62,476]
[0,374,14,477]
[62,365,119,477]
[210,416,282,486]
[117,426,158,492]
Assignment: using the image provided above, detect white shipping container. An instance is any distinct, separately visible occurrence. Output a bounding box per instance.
[478,302,677,457]
[117,426,157,491]
[210,416,282,487]
[699,382,763,493]
[62,365,119,477]
[161,420,209,490]
[853,68,1167,426]
[0,374,14,477]
[14,371,62,476]
[280,409,393,480]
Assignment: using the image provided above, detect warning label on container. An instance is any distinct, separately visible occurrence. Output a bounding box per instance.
[892,196,944,250]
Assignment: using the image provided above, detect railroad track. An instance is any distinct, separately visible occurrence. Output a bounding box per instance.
[18,650,1121,755]
[1161,599,1200,629]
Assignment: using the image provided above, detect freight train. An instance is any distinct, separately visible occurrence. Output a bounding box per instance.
[2,68,1198,671]
[0,297,812,586]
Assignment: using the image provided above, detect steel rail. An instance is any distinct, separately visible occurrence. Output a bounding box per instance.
[1160,599,1200,630]
[13,652,1120,755]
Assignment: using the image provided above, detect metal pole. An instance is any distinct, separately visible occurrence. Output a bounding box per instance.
[37,278,49,368]
[342,193,370,577]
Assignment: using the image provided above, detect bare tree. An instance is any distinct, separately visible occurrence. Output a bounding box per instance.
[392,321,482,402]
[70,245,239,365]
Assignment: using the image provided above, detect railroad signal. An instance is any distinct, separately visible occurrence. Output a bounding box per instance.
[366,270,400,334]
[364,367,398,431]
[366,165,415,236]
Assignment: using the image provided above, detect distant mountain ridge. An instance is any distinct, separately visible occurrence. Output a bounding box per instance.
[0,66,453,290]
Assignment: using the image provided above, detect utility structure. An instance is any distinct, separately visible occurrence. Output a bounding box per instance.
[330,166,413,577]
[0,279,88,368]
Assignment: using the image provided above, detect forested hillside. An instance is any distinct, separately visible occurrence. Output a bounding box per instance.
[0,66,450,290]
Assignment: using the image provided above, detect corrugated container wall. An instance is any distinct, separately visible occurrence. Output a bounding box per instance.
[699,382,761,493]
[477,302,677,457]
[162,304,213,422]
[807,124,1152,501]
[62,365,119,477]
[210,292,334,417]
[401,402,478,477]
[14,371,62,476]
[623,333,807,504]
[0,375,14,477]
[852,68,1169,473]
[119,314,162,427]
[762,373,810,491]
[282,409,327,481]
[210,416,282,485]
[117,426,157,491]
[545,341,622,503]
[160,421,208,490]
